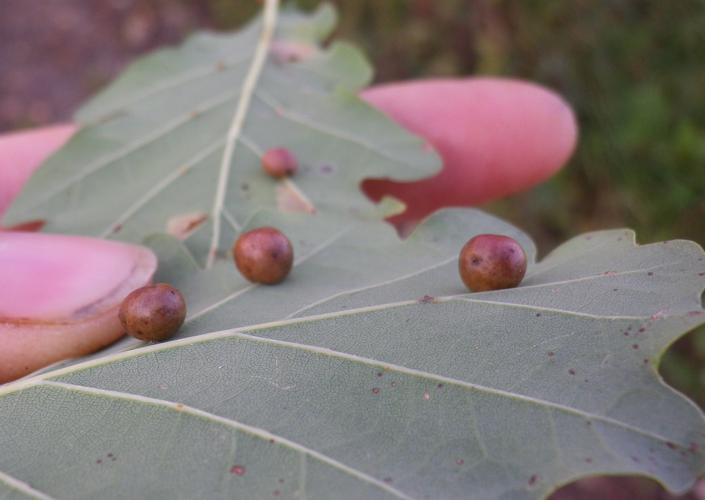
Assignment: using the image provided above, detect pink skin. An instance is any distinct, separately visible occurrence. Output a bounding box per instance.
[361,78,577,230]
[0,77,577,382]
[0,124,75,217]
[0,232,156,382]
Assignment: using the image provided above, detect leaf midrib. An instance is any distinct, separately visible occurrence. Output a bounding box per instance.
[206,0,280,267]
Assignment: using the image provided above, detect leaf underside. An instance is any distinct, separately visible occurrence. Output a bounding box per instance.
[3,4,438,268]
[2,4,705,500]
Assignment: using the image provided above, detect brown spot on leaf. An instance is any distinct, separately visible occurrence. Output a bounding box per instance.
[3,219,45,232]
[271,40,317,63]
[166,212,208,240]
[276,182,316,214]
[230,465,246,476]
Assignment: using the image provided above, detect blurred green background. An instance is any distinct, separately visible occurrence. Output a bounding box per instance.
[1,0,704,404]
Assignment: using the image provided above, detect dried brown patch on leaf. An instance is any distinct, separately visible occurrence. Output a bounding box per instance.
[1,219,46,232]
[166,212,208,240]
[276,181,316,214]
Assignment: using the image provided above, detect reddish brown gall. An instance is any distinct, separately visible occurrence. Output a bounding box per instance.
[459,234,527,292]
[233,227,293,284]
[119,283,186,341]
[262,148,298,178]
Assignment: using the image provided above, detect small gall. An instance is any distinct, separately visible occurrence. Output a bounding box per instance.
[262,147,298,178]
[233,227,293,284]
[119,284,186,342]
[458,234,527,292]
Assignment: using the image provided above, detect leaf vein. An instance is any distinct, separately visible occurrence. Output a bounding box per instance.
[24,89,240,212]
[196,331,692,450]
[97,138,226,237]
[39,381,412,500]
[81,54,252,124]
[285,256,457,319]
[0,471,53,500]
[253,88,412,166]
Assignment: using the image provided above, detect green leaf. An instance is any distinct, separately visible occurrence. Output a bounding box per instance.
[39,207,534,369]
[3,3,705,499]
[2,215,705,499]
[2,3,439,268]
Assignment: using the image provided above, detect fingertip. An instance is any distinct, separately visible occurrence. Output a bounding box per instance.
[0,232,156,382]
[0,124,76,217]
[362,78,579,226]
[504,80,578,189]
